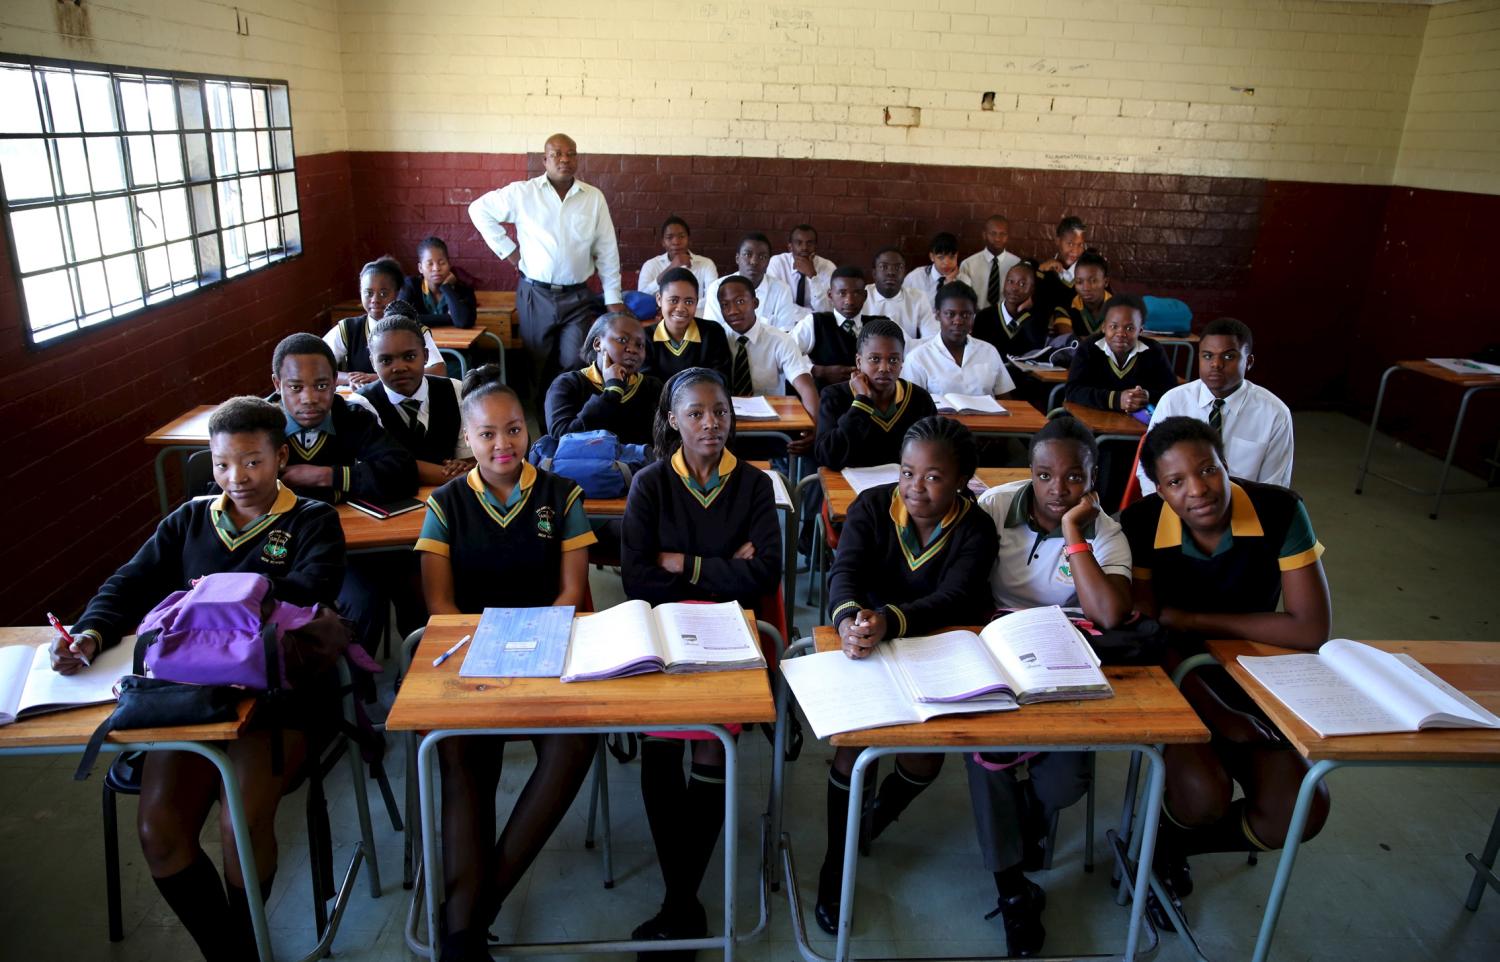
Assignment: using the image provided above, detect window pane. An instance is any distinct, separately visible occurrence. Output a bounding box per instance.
[197,233,221,281]
[230,85,253,128]
[135,192,165,246]
[0,66,41,133]
[191,183,217,232]
[76,260,110,314]
[182,132,210,181]
[281,214,301,252]
[273,130,294,171]
[144,244,170,291]
[177,80,203,129]
[277,172,297,212]
[211,130,237,175]
[23,269,77,331]
[86,136,126,192]
[245,220,267,256]
[167,239,196,282]
[96,196,134,254]
[64,201,101,261]
[0,138,52,200]
[75,72,118,132]
[255,130,271,170]
[235,130,258,171]
[206,82,231,128]
[126,134,158,186]
[11,207,67,272]
[43,71,81,133]
[270,85,290,127]
[251,87,269,127]
[147,81,178,130]
[57,139,92,195]
[241,175,264,221]
[223,225,247,272]
[161,187,191,240]
[103,253,143,307]
[154,134,184,182]
[118,78,149,131]
[263,217,282,250]
[259,174,278,216]
[217,180,243,226]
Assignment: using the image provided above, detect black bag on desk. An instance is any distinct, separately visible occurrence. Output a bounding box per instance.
[73,676,242,780]
[1084,614,1170,666]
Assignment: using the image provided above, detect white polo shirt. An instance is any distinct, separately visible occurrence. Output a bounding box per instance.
[1139,379,1294,494]
[901,335,1017,397]
[637,252,718,296]
[767,251,836,312]
[865,283,936,345]
[978,479,1133,610]
[716,316,814,396]
[705,274,800,332]
[958,248,1021,311]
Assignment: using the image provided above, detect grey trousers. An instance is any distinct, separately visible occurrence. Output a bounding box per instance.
[965,751,1091,872]
[517,278,602,397]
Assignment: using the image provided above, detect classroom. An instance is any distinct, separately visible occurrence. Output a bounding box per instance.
[1,1,1498,960]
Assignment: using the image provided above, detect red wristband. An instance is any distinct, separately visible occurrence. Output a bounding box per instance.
[1064,542,1093,556]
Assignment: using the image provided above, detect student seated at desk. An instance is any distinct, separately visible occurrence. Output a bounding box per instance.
[1033,216,1088,319]
[543,312,663,446]
[970,415,1132,955]
[326,257,445,387]
[704,232,800,333]
[867,246,937,344]
[1139,318,1293,495]
[814,319,937,470]
[972,260,1047,359]
[643,266,732,383]
[357,315,474,486]
[715,273,819,457]
[399,236,477,329]
[272,333,416,655]
[638,215,719,296]
[1121,417,1331,927]
[1064,295,1176,414]
[768,222,837,312]
[1048,249,1112,339]
[903,231,962,300]
[414,369,596,962]
[52,396,346,962]
[816,417,999,934]
[792,265,878,391]
[901,280,1017,399]
[620,368,782,952]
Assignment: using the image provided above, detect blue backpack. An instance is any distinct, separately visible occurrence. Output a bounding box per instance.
[528,430,650,499]
[1141,296,1192,334]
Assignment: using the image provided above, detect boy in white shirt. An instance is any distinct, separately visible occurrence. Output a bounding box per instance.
[902,280,1016,399]
[705,233,800,332]
[866,247,936,344]
[1138,317,1293,494]
[637,215,717,295]
[767,223,836,312]
[904,231,962,298]
[714,274,818,457]
[959,215,1022,312]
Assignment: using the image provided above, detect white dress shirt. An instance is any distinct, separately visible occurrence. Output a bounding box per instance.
[467,174,623,302]
[349,376,473,459]
[637,252,718,297]
[324,317,441,372]
[791,311,868,356]
[865,284,936,345]
[705,274,800,332]
[959,248,1021,311]
[903,264,948,300]
[978,479,1132,611]
[1138,379,1294,495]
[766,251,836,312]
[716,316,815,396]
[901,335,1016,397]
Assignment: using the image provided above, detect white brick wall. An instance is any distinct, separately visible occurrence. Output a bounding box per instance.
[1395,0,1500,195]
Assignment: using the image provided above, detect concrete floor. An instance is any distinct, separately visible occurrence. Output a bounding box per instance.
[2,411,1497,961]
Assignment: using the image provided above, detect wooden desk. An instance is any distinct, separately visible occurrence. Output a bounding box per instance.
[388,612,775,961]
[817,466,1030,524]
[947,401,1051,438]
[1148,331,1200,380]
[337,486,436,551]
[143,405,219,517]
[1354,359,1500,519]
[1064,401,1148,443]
[737,395,814,436]
[783,627,1208,962]
[1207,638,1500,962]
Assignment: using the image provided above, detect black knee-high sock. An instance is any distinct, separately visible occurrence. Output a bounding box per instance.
[225,869,276,962]
[151,851,236,962]
[868,761,939,840]
[671,761,726,915]
[993,865,1029,900]
[640,739,689,905]
[1174,799,1270,856]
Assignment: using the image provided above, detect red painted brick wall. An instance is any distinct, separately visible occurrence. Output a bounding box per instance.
[0,151,356,626]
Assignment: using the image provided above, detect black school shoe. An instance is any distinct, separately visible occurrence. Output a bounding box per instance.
[814,859,842,936]
[632,900,707,962]
[984,879,1047,957]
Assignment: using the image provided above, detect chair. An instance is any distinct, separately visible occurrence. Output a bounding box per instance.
[1465,806,1500,911]
[1117,432,1150,513]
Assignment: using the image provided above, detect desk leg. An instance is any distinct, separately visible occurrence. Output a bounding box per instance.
[478,330,507,385]
[1430,386,1492,520]
[417,733,444,962]
[1465,805,1500,911]
[834,749,877,962]
[1355,364,1400,496]
[439,348,467,379]
[1122,746,1167,962]
[1250,758,1340,962]
[153,444,201,518]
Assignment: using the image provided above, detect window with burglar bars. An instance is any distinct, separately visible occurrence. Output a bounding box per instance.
[0,56,301,346]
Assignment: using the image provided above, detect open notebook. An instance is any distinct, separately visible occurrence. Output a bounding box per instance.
[731,396,779,419]
[1236,639,1500,738]
[933,394,1008,415]
[561,600,763,682]
[0,639,134,726]
[841,464,898,495]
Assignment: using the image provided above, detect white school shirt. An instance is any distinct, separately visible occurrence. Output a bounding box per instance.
[705,274,800,332]
[978,479,1133,611]
[766,251,836,312]
[791,310,868,356]
[901,335,1016,397]
[637,252,718,297]
[324,317,442,372]
[467,174,623,302]
[958,249,1021,311]
[1138,379,1294,495]
[865,284,936,345]
[716,316,815,396]
[349,377,473,460]
[903,264,947,300]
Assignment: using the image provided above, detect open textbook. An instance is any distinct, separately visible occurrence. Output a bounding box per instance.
[933,394,1008,415]
[561,600,763,682]
[1236,639,1500,738]
[781,606,1113,737]
[841,464,898,495]
[731,395,778,419]
[0,638,134,726]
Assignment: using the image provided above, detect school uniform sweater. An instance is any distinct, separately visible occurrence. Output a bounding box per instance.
[827,483,999,637]
[415,464,595,613]
[74,484,346,652]
[972,302,1047,357]
[1032,267,1076,319]
[621,450,782,610]
[643,317,733,383]
[1064,335,1178,411]
[272,394,418,504]
[332,315,437,375]
[1050,292,1115,339]
[357,375,463,464]
[814,379,938,470]
[398,273,477,328]
[543,366,663,446]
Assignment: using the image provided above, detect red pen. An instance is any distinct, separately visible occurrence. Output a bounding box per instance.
[47,611,91,667]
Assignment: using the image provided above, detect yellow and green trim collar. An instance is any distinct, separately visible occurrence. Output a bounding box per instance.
[466,461,537,527]
[1150,480,1325,568]
[1003,482,1096,540]
[850,380,912,432]
[653,317,703,356]
[210,482,298,551]
[889,486,969,570]
[670,448,738,509]
[582,362,644,401]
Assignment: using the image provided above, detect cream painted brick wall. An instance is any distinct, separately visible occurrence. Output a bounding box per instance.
[1394,0,1500,195]
[0,0,347,154]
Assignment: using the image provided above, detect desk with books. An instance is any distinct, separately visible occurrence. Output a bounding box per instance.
[776,626,1209,962]
[1204,638,1500,962]
[1063,401,1148,446]
[386,612,777,961]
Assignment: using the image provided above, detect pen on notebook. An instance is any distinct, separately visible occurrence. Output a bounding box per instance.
[432,634,473,668]
[47,611,91,667]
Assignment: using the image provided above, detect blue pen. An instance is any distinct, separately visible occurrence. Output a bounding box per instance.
[432,634,473,668]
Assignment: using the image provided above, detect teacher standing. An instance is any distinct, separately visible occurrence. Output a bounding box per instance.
[468,133,625,395]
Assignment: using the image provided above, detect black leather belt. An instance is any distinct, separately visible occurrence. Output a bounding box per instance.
[522,276,591,294]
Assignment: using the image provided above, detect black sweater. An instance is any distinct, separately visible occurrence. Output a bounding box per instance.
[75,490,346,651]
[972,303,1047,357]
[544,369,663,446]
[643,318,733,384]
[621,453,782,610]
[398,274,477,329]
[814,380,937,469]
[273,394,418,504]
[827,483,998,637]
[1064,335,1177,411]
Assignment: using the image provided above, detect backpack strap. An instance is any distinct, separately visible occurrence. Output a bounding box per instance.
[132,629,157,676]
[75,711,118,780]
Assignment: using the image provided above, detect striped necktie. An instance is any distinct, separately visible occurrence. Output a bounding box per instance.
[399,398,425,438]
[732,335,754,397]
[1208,398,1224,434]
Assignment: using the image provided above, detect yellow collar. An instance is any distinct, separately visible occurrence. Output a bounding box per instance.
[467,461,536,497]
[1154,481,1263,549]
[211,481,297,519]
[888,487,968,570]
[466,462,537,526]
[653,318,702,344]
[669,447,738,508]
[582,363,643,395]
